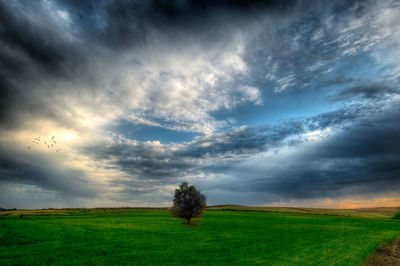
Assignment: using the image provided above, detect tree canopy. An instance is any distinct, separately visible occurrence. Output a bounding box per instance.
[169,182,206,223]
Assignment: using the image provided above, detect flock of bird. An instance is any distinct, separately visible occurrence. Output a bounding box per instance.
[27,136,62,152]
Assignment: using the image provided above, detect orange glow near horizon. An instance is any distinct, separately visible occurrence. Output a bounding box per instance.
[269,196,400,209]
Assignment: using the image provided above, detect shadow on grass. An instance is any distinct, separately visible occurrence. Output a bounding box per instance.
[180,218,203,228]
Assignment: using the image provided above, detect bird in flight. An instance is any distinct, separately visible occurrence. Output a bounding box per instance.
[28,135,62,152]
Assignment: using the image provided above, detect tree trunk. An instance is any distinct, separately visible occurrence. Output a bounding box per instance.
[187,217,191,224]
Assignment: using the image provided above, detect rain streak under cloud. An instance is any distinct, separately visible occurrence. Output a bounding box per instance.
[1,0,400,209]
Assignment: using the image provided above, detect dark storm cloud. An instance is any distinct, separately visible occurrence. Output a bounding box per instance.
[59,0,297,44]
[0,148,98,198]
[82,101,376,187]
[1,0,400,207]
[181,101,375,159]
[76,98,399,206]
[0,1,91,130]
[0,0,391,131]
[0,0,379,132]
[84,141,197,180]
[252,0,400,94]
[331,84,400,101]
[179,103,373,159]
[0,2,82,74]
[83,124,302,180]
[116,156,196,180]
[221,106,400,201]
[0,0,297,132]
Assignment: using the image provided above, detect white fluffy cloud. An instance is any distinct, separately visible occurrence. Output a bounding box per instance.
[90,32,262,133]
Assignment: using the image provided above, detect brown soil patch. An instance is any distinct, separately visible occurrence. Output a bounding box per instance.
[363,238,400,266]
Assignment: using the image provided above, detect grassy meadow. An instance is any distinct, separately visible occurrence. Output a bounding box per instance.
[1,207,400,265]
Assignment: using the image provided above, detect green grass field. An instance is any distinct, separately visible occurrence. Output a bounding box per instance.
[1,208,399,265]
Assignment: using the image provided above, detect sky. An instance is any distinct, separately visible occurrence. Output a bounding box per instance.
[1,0,400,209]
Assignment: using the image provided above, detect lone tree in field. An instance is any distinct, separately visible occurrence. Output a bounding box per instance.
[169,182,206,223]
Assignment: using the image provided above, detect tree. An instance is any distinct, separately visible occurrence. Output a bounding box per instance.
[169,182,206,223]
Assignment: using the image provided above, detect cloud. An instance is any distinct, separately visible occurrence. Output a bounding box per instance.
[331,84,400,101]
[258,0,400,93]
[0,146,99,198]
[0,0,291,134]
[213,105,400,203]
[1,0,400,208]
[79,97,394,198]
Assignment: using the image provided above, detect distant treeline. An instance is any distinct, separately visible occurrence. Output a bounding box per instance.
[0,208,17,211]
[1,207,169,211]
[47,207,169,210]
